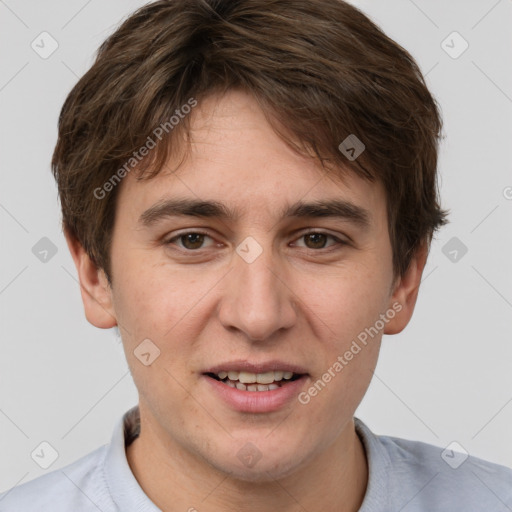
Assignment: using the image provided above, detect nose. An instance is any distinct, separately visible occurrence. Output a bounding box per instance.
[218,240,297,342]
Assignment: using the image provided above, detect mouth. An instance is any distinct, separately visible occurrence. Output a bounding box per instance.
[204,370,305,392]
[202,360,310,412]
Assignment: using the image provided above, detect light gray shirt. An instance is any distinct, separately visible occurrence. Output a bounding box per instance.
[1,405,511,511]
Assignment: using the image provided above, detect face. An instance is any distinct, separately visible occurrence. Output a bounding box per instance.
[72,89,424,483]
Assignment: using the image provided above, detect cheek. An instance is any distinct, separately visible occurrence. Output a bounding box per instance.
[299,261,391,343]
[112,253,197,338]
[294,259,388,406]
[111,254,221,385]
[299,316,381,430]
[111,260,203,407]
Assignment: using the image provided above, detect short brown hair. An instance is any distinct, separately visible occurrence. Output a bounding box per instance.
[52,0,449,285]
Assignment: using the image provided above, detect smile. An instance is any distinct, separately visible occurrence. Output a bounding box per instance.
[203,371,309,412]
[206,370,302,391]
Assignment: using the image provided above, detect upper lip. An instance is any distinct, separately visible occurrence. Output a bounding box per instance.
[203,359,308,375]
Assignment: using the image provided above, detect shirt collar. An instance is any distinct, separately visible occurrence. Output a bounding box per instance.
[354,416,392,511]
[102,405,161,511]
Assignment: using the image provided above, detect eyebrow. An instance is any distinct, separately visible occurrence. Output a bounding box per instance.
[138,197,371,229]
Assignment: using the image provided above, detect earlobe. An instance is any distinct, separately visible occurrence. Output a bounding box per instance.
[64,228,117,329]
[384,242,429,335]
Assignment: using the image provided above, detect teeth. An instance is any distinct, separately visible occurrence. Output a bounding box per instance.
[215,370,298,383]
[239,371,257,384]
[228,371,239,381]
[229,382,282,392]
[255,371,274,384]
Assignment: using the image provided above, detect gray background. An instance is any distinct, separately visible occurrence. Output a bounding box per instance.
[1,0,511,491]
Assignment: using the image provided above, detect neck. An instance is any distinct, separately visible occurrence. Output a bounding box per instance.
[126,410,368,512]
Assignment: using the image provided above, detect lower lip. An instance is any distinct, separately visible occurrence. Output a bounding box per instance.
[202,374,309,413]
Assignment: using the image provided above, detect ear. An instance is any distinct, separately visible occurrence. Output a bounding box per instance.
[384,241,428,335]
[64,228,117,329]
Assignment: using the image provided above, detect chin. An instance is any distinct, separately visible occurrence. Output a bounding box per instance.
[225,462,300,484]
[208,444,306,483]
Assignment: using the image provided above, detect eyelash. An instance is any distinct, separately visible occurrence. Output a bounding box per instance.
[164,230,348,253]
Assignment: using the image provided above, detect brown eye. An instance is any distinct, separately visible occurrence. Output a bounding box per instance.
[303,233,329,249]
[180,233,205,250]
[293,231,345,250]
[166,231,214,251]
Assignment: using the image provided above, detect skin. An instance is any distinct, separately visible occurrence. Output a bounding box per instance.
[66,89,428,512]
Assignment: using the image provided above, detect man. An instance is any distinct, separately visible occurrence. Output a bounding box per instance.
[1,0,511,510]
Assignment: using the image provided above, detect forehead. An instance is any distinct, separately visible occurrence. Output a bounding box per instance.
[116,90,387,230]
